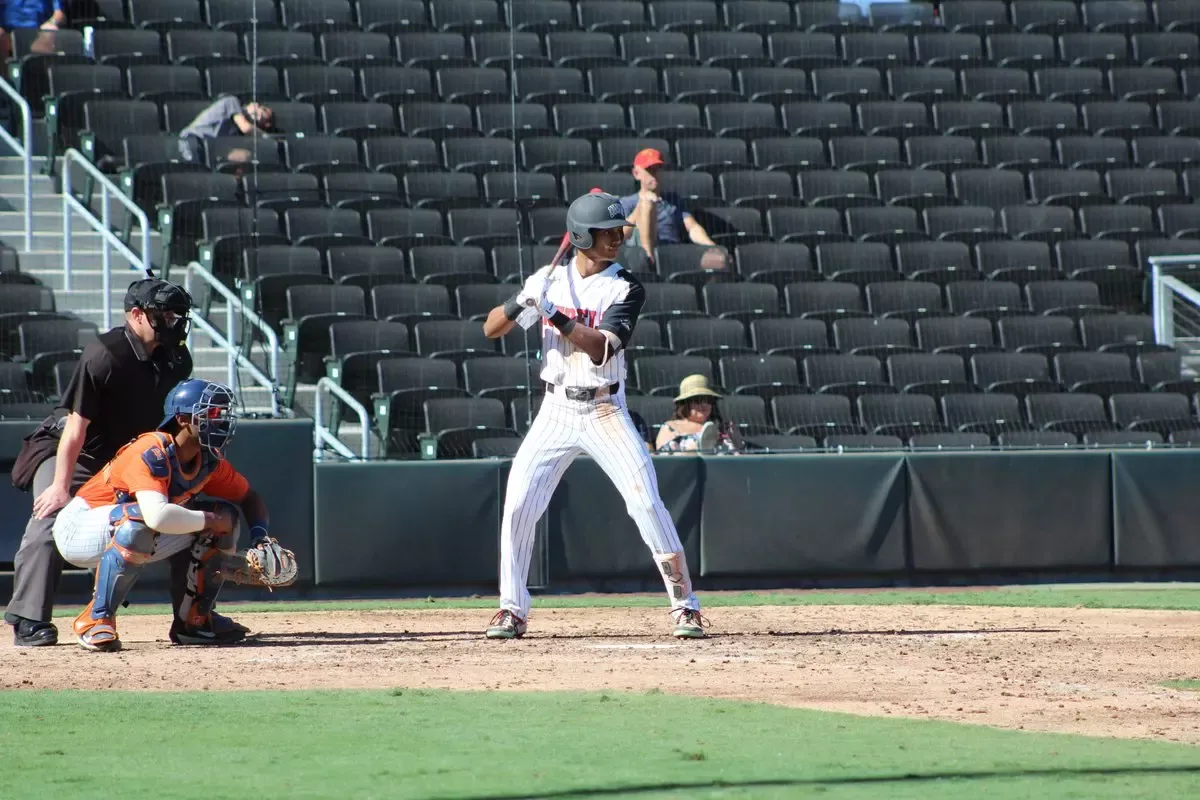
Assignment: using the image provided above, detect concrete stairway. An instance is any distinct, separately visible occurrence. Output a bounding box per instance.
[0,154,376,455]
[0,155,284,409]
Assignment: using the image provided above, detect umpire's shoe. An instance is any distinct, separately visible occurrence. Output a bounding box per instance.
[169,616,247,646]
[485,610,527,639]
[8,615,58,647]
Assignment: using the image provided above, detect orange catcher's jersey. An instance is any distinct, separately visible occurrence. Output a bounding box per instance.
[75,431,250,509]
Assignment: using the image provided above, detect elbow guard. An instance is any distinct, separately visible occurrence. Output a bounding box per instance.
[502,295,523,321]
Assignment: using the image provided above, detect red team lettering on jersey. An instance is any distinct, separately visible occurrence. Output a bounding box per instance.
[543,307,601,329]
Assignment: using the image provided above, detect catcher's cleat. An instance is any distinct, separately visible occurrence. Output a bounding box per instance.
[671,608,710,639]
[169,617,247,646]
[73,605,121,652]
[211,611,250,635]
[485,610,527,640]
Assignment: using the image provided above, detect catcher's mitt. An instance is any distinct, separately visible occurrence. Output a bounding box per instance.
[243,537,298,590]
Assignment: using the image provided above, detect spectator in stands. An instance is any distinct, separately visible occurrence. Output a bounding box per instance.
[656,375,742,454]
[1,0,66,62]
[619,148,718,267]
[177,97,277,166]
[4,0,64,30]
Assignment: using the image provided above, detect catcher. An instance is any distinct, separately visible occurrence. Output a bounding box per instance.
[51,378,297,652]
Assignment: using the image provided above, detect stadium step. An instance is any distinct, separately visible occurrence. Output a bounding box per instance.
[0,155,280,416]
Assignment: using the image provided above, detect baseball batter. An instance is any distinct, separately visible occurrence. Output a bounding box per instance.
[481,192,708,640]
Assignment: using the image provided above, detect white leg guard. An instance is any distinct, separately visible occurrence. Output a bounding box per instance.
[656,551,699,612]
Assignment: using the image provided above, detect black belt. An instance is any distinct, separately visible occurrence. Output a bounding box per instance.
[546,382,620,401]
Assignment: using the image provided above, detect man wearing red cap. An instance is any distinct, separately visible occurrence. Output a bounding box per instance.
[619,148,716,265]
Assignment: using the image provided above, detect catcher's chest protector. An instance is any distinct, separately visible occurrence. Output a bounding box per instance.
[112,433,223,506]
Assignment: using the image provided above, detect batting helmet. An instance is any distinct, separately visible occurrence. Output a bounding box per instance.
[565,191,629,250]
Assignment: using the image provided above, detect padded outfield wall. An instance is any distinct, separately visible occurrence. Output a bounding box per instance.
[3,419,1200,589]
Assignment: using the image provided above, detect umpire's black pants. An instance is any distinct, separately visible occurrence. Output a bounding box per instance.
[3,457,94,625]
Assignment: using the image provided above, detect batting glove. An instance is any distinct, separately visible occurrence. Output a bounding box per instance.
[519,267,552,304]
[517,292,557,318]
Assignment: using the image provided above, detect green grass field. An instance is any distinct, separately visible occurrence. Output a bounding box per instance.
[1162,680,1200,692]
[0,690,1197,800]
[6,585,1199,799]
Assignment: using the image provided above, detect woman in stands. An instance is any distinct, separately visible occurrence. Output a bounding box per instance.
[655,375,742,454]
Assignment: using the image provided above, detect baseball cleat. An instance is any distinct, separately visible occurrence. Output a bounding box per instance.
[672,609,710,639]
[486,610,527,640]
[211,611,250,635]
[169,617,247,646]
[73,607,121,653]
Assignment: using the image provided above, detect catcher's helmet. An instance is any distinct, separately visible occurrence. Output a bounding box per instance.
[565,191,629,250]
[159,379,238,457]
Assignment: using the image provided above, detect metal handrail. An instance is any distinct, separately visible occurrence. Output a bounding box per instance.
[314,377,371,461]
[183,261,283,416]
[1154,275,1200,346]
[1149,255,1200,345]
[61,148,152,331]
[0,74,33,251]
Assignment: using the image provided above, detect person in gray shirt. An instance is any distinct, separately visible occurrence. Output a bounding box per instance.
[178,97,276,165]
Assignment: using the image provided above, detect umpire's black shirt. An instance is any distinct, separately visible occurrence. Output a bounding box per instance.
[56,325,193,471]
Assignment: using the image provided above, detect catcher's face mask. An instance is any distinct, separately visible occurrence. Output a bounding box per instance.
[190,385,238,458]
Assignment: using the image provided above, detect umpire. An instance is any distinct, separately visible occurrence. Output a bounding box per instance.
[4,278,194,646]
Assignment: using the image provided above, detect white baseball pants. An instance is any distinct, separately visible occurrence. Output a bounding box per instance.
[53,497,194,569]
[498,391,700,620]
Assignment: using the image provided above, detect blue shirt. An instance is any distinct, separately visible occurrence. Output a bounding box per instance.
[4,0,61,29]
[619,192,692,245]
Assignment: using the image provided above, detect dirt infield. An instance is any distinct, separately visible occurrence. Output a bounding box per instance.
[4,603,1199,744]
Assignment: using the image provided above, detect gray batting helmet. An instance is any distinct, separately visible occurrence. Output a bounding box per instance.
[566,192,629,250]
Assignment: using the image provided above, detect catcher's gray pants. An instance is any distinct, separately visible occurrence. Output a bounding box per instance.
[4,457,94,624]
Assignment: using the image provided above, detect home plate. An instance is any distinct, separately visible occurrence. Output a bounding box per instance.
[587,644,682,650]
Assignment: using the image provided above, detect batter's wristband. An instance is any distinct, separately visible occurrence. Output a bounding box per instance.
[502,295,523,321]
[549,311,576,335]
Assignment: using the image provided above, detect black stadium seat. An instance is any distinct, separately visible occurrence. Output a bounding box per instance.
[47,0,1200,454]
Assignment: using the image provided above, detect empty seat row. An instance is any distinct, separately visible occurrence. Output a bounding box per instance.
[378,381,1200,445]
[270,280,1163,383]
[63,0,1200,38]
[38,60,1200,124]
[44,7,1200,65]
[342,323,1180,394]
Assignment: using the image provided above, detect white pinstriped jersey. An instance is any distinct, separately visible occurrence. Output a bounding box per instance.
[538,258,645,390]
